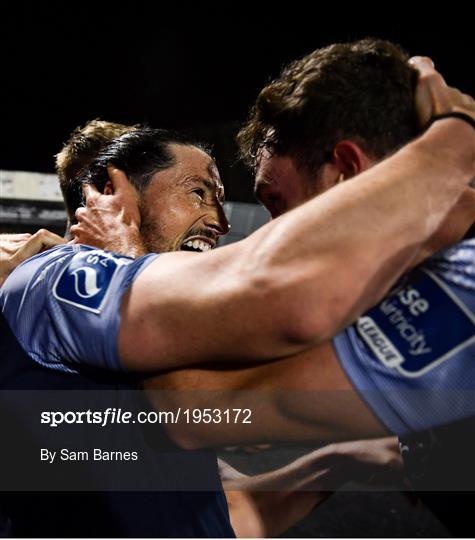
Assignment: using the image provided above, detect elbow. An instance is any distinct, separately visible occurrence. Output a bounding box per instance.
[253,268,338,349]
[277,256,386,345]
[285,294,350,345]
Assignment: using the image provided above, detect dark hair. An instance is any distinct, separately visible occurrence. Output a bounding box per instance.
[237,38,419,173]
[56,119,139,220]
[69,128,207,221]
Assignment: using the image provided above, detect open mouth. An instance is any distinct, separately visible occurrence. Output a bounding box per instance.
[180,237,215,253]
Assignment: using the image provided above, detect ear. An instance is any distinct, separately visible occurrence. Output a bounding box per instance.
[331,141,374,180]
[106,166,131,195]
[103,180,113,195]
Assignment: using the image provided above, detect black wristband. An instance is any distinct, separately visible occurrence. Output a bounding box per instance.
[425,112,475,131]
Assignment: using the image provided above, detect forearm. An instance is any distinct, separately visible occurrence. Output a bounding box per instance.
[121,121,473,371]
[222,449,339,537]
[225,435,400,537]
[226,488,327,538]
[222,448,339,492]
[143,343,386,448]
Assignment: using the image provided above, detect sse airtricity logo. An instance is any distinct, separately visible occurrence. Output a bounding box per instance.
[356,268,475,377]
[53,249,133,313]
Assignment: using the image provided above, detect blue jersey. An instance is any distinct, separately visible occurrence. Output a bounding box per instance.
[0,244,158,373]
[334,238,475,436]
[0,244,235,537]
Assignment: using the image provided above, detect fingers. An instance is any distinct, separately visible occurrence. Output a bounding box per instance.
[409,56,448,90]
[409,56,475,127]
[409,56,439,81]
[70,217,94,241]
[82,183,101,207]
[14,229,65,263]
[107,166,131,194]
[107,166,141,225]
[0,229,64,288]
[0,234,32,259]
[74,206,87,222]
[69,223,84,243]
[70,216,103,247]
[410,56,446,127]
[0,233,32,243]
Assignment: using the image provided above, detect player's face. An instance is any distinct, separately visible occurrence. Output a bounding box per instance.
[254,148,328,218]
[139,144,229,253]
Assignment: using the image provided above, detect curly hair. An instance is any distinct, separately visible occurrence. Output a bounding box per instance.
[237,38,419,173]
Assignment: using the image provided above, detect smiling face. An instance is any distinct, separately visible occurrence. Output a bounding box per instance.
[139,143,229,253]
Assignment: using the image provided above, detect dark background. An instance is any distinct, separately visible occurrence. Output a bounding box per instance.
[2,3,473,203]
[1,3,474,536]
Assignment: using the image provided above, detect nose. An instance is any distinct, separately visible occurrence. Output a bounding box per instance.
[257,185,285,218]
[204,203,230,236]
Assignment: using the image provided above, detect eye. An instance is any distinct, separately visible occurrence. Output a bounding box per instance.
[192,188,206,200]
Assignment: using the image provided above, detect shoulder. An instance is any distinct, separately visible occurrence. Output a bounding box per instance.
[333,238,475,435]
[0,244,159,372]
[1,243,149,305]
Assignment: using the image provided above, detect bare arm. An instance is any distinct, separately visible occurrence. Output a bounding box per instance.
[120,114,474,371]
[143,342,387,447]
[222,437,401,537]
[222,457,331,538]
[67,61,473,372]
[142,193,475,447]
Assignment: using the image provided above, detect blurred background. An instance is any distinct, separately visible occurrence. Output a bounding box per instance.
[1,3,473,535]
[2,3,473,238]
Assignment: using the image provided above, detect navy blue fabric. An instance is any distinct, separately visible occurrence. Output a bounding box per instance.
[0,244,159,373]
[0,249,235,539]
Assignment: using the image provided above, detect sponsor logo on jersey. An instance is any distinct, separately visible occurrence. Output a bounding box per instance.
[53,248,133,313]
[357,269,475,377]
[71,267,102,298]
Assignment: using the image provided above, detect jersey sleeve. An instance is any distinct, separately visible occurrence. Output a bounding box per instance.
[0,244,159,373]
[333,238,475,436]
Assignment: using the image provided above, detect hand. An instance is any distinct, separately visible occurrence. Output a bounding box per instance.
[410,56,475,127]
[0,229,65,287]
[70,167,146,257]
[221,458,328,538]
[222,437,403,537]
[331,436,404,487]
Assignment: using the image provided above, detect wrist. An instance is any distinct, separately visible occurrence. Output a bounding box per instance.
[425,112,475,132]
[418,118,475,179]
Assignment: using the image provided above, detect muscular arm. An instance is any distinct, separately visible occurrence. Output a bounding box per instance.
[120,118,474,371]
[143,342,387,447]
[222,437,401,537]
[143,199,475,447]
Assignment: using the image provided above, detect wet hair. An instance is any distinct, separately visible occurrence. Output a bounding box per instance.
[237,38,419,174]
[70,127,208,222]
